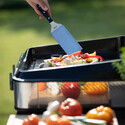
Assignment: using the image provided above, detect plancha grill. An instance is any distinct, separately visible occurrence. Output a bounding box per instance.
[10,36,125,113]
[11,36,125,82]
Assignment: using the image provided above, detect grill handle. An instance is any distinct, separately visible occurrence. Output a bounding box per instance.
[9,73,13,90]
[9,65,15,90]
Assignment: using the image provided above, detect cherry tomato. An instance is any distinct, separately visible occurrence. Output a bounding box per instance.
[27,114,39,125]
[59,98,83,116]
[46,115,71,125]
[58,118,71,125]
[61,82,81,99]
[86,105,114,125]
[28,116,34,125]
[22,114,39,125]
[46,115,59,125]
[22,118,29,125]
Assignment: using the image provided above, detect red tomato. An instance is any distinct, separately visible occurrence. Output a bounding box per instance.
[22,114,39,125]
[28,114,39,125]
[47,115,71,125]
[61,82,81,99]
[58,118,71,125]
[46,115,59,125]
[22,118,29,125]
[27,116,34,125]
[59,98,83,116]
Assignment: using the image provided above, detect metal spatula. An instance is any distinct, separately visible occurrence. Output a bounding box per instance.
[37,5,83,55]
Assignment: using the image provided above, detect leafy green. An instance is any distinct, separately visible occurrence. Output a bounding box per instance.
[113,47,125,81]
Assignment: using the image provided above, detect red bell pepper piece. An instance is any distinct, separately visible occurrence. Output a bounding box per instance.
[70,50,83,57]
[57,51,83,62]
[57,51,103,62]
[83,53,89,59]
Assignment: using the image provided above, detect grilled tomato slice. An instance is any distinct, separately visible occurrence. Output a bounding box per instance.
[61,82,81,99]
[84,81,108,95]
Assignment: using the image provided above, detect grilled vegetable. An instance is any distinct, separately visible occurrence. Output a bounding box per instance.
[85,56,103,62]
[84,82,108,95]
[61,82,81,99]
[39,51,103,69]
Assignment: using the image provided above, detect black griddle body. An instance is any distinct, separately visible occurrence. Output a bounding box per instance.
[12,36,125,82]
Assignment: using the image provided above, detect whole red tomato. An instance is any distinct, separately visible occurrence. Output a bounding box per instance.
[61,82,81,99]
[59,98,83,116]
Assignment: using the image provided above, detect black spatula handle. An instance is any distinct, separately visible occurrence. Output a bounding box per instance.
[37,4,53,23]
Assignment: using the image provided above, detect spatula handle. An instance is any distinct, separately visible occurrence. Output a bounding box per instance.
[37,4,53,23]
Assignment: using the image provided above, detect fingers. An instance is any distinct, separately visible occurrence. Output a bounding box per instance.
[34,6,44,16]
[42,0,51,16]
[26,0,51,19]
[25,0,34,8]
[39,15,45,19]
[37,0,48,11]
[25,0,41,15]
[36,0,51,18]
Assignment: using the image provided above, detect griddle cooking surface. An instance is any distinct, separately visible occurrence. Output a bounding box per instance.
[27,51,119,70]
[29,59,43,70]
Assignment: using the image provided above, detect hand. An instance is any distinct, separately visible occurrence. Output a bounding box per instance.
[25,0,51,19]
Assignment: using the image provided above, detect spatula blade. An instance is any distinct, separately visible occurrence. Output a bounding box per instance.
[51,25,82,55]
